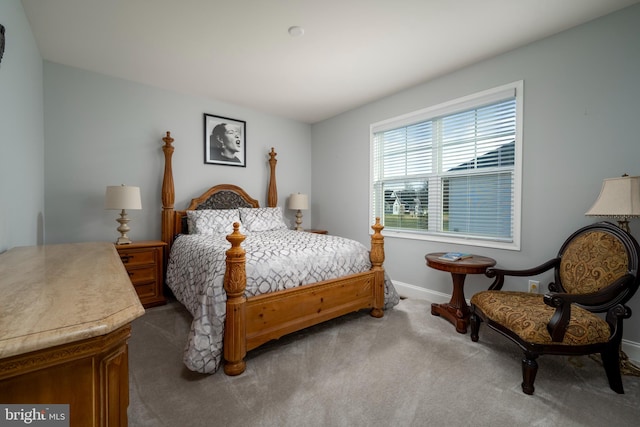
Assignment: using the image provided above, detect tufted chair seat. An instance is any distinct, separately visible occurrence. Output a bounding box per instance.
[470,222,640,395]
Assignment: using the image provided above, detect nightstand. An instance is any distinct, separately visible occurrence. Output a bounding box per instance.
[116,240,167,308]
[305,229,328,234]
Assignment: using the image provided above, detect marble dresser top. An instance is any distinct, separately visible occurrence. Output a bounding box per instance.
[0,242,145,359]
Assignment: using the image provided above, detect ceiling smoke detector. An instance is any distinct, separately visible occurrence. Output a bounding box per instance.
[288,26,305,37]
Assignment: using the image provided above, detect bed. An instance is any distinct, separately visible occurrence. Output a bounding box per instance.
[160,132,399,375]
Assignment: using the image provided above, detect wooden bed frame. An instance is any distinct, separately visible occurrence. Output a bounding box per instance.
[160,131,386,375]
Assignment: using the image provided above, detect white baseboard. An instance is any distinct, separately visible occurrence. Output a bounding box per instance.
[392,280,640,364]
[622,339,640,365]
[394,280,451,304]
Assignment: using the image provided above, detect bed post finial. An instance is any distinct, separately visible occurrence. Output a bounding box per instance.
[370,217,384,265]
[161,132,176,268]
[370,217,385,318]
[267,147,278,207]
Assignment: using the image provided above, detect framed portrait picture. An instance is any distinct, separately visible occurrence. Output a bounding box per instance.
[204,113,246,167]
[0,24,5,65]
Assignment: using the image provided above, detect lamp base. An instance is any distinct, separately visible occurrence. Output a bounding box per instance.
[617,219,630,233]
[589,348,640,377]
[115,236,133,245]
[115,209,134,245]
[295,209,303,231]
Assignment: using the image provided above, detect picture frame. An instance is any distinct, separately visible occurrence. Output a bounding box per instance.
[204,113,246,167]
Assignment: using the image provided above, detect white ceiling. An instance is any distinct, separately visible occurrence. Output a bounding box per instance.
[20,0,639,124]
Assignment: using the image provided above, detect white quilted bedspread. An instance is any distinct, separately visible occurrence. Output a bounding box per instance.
[166,230,399,373]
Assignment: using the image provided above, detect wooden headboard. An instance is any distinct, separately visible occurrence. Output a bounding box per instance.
[173,184,259,236]
[160,131,278,253]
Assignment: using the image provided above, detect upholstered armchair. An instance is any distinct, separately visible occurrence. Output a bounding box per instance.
[469,222,640,395]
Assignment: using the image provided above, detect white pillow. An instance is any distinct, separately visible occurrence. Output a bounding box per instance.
[238,207,288,232]
[186,209,240,235]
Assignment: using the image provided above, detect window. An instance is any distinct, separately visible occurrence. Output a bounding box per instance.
[370,82,522,250]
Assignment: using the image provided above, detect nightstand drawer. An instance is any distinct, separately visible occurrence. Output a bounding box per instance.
[126,266,156,284]
[133,282,158,300]
[118,249,157,266]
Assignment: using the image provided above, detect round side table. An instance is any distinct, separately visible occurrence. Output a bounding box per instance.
[425,253,496,334]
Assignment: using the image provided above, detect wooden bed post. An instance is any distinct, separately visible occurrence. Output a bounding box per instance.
[267,147,277,208]
[161,132,175,269]
[370,217,385,318]
[223,223,248,376]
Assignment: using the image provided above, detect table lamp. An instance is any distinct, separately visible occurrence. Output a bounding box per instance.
[105,185,142,244]
[585,174,640,376]
[288,193,308,231]
[585,174,640,233]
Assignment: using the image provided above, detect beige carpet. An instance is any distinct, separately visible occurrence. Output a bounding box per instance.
[128,298,640,426]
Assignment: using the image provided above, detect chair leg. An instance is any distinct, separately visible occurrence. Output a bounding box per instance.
[601,345,624,394]
[521,353,538,395]
[470,313,481,342]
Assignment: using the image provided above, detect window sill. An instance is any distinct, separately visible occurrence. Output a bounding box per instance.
[378,228,520,251]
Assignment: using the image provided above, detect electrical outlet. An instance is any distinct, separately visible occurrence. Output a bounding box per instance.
[528,280,539,293]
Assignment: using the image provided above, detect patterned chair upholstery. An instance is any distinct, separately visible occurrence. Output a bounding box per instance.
[470,222,640,395]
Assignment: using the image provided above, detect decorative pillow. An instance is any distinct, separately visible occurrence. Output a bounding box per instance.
[238,207,288,232]
[186,209,240,235]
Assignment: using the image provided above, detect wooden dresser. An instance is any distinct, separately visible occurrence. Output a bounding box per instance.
[116,240,167,308]
[0,242,145,427]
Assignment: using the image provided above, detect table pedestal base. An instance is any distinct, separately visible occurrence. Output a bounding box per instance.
[425,253,496,334]
[431,301,469,334]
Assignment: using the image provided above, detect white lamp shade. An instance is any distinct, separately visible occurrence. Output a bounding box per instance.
[105,185,142,210]
[288,193,308,210]
[585,176,640,218]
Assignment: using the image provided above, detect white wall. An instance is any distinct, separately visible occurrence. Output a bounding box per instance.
[43,63,312,244]
[8,0,640,356]
[311,5,640,348]
[0,0,44,252]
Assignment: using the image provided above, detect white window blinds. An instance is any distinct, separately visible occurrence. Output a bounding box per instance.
[370,82,522,249]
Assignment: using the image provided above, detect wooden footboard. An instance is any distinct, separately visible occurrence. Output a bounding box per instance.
[222,219,385,376]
